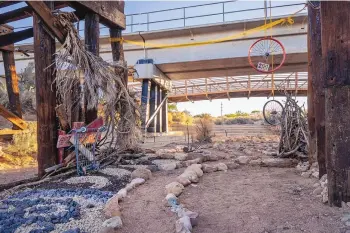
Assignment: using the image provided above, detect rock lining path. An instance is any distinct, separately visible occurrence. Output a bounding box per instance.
[118,166,347,233]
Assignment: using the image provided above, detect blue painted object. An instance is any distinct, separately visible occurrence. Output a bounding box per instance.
[0,188,113,233]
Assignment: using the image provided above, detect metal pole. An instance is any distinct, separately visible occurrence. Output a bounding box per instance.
[147,13,149,31]
[183,8,186,27]
[222,2,225,22]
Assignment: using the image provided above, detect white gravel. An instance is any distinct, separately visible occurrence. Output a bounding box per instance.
[99,167,131,178]
[64,176,111,189]
[15,223,42,233]
[23,203,67,218]
[119,165,149,169]
[52,207,105,233]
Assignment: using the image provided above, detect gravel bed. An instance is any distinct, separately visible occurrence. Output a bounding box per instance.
[151,159,178,166]
[52,207,105,233]
[119,165,149,170]
[64,176,111,189]
[99,167,131,178]
[0,188,113,233]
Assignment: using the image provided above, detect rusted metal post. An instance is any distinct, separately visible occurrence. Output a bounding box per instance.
[84,13,99,124]
[2,50,22,122]
[307,3,317,166]
[321,1,350,207]
[33,1,57,177]
[308,1,326,177]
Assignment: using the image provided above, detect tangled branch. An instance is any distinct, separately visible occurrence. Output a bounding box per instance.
[52,12,140,154]
[278,94,309,158]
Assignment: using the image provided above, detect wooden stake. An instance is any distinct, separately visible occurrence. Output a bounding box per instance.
[33,1,58,177]
[321,1,350,207]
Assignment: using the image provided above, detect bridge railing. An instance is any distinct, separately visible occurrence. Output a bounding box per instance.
[128,72,308,100]
[170,72,308,97]
[124,1,307,33]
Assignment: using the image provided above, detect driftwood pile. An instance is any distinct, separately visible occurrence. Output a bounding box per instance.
[277,94,309,158]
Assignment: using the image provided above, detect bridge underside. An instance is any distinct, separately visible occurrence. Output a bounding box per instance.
[168,88,307,102]
[157,52,307,80]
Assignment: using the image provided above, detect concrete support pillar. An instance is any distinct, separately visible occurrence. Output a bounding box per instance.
[148,81,156,133]
[141,79,149,128]
[156,86,162,133]
[162,90,168,133]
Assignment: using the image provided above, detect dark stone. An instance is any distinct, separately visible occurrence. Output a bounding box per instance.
[86,203,95,208]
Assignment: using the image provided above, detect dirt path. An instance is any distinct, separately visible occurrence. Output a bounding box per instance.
[119,166,347,233]
[118,170,182,233]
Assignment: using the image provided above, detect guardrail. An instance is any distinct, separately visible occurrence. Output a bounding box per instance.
[124,1,307,33]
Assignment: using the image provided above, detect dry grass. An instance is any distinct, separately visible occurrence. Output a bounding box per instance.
[0,122,37,170]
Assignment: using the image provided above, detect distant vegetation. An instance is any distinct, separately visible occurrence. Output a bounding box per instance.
[168,105,263,126]
[215,110,263,125]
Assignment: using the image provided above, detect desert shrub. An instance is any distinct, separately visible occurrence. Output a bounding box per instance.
[194,113,212,119]
[195,117,213,142]
[20,90,36,113]
[1,122,38,169]
[168,103,178,112]
[227,117,254,125]
[214,118,224,125]
[224,111,249,118]
[169,110,193,125]
[0,89,9,108]
[5,122,38,155]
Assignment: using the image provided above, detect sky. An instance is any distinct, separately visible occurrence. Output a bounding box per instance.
[123,0,307,116]
[0,0,307,116]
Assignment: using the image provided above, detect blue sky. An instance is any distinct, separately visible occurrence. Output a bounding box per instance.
[1,0,307,116]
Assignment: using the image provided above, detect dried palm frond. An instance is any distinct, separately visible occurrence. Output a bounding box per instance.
[52,11,140,153]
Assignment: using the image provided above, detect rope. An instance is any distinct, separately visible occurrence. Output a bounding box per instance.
[108,4,306,49]
[110,18,289,49]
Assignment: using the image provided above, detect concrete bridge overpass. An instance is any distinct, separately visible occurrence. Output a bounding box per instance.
[0,1,308,133]
[1,6,308,83]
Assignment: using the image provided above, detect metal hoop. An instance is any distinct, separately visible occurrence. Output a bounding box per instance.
[248,37,286,74]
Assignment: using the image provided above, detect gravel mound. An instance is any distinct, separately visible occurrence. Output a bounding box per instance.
[99,167,131,178]
[64,176,111,189]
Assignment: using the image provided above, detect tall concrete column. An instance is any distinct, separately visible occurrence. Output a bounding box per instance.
[148,81,157,133]
[162,90,168,133]
[141,79,149,129]
[156,87,162,133]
